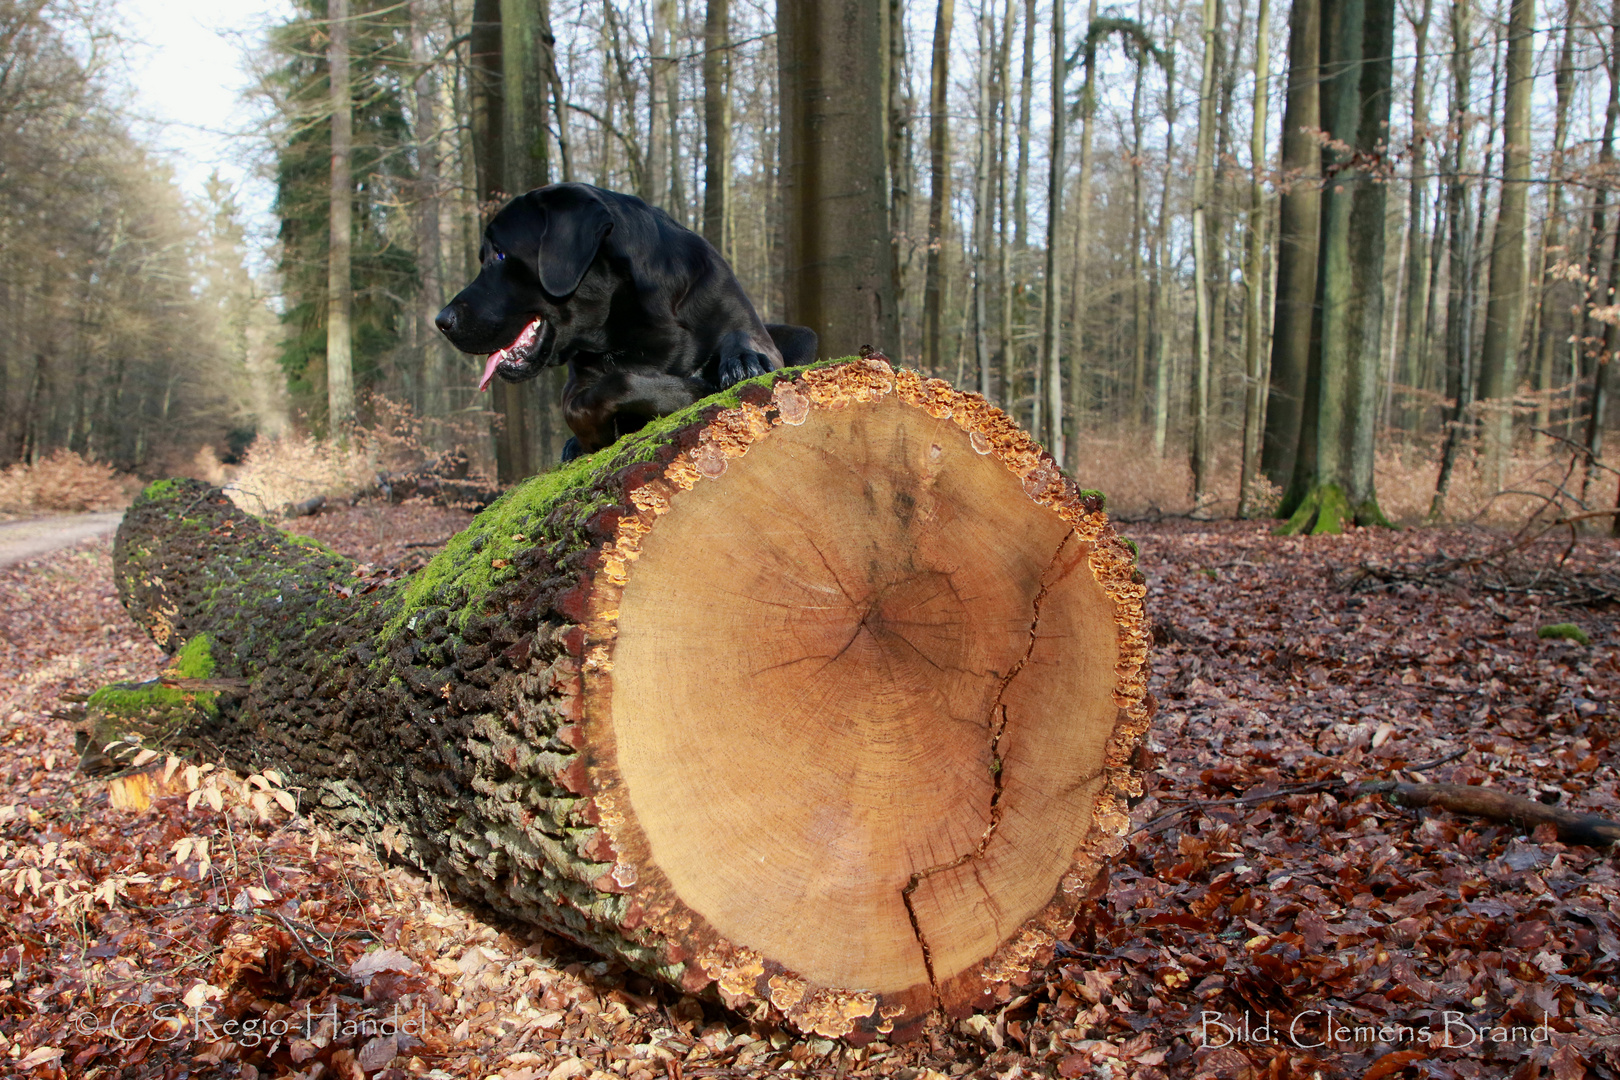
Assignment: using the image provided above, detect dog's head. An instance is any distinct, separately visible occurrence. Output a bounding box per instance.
[435,184,614,389]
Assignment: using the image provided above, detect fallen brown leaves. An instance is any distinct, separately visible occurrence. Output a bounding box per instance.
[0,513,1616,1080]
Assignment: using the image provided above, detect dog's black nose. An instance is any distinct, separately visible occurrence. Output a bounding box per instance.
[434,305,458,335]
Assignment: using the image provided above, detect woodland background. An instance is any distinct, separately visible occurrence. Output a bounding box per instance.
[1,0,1619,526]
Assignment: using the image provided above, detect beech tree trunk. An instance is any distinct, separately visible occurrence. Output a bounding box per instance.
[1190,0,1219,511]
[778,0,898,358]
[326,0,356,431]
[1477,0,1534,490]
[1399,0,1435,430]
[94,359,1153,1042]
[702,0,730,252]
[410,0,450,437]
[1236,0,1272,518]
[1260,0,1320,489]
[922,0,955,376]
[1042,0,1067,460]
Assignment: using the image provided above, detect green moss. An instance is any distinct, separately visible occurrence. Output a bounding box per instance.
[1276,483,1351,536]
[87,680,216,721]
[140,478,182,501]
[86,634,220,727]
[1538,622,1591,646]
[380,360,858,643]
[1352,496,1395,530]
[173,633,216,678]
[283,531,341,557]
[1079,489,1107,511]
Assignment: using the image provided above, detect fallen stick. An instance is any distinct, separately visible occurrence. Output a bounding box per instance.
[1367,781,1620,847]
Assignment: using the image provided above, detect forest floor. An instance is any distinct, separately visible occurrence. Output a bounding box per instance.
[0,502,1617,1080]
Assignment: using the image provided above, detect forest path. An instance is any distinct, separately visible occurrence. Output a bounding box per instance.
[0,512,124,568]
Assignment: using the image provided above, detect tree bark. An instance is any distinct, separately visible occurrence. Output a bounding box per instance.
[1190,0,1219,510]
[499,0,557,478]
[1398,0,1435,430]
[1260,0,1320,490]
[1236,0,1272,517]
[1279,0,1395,533]
[1129,20,1148,429]
[889,0,913,339]
[1042,0,1067,460]
[1530,0,1578,446]
[1477,0,1534,491]
[996,0,1016,408]
[410,0,450,438]
[1430,0,1479,520]
[923,0,956,377]
[778,0,899,358]
[97,360,1153,1042]
[1152,40,1179,458]
[702,0,731,253]
[326,0,356,431]
[974,5,994,399]
[646,0,674,206]
[1013,0,1035,253]
[1584,1,1620,503]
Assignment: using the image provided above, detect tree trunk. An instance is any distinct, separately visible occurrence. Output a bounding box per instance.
[1530,0,1577,446]
[411,0,450,439]
[1129,26,1148,429]
[1430,0,1478,520]
[1583,0,1620,502]
[974,5,994,399]
[326,0,357,431]
[1013,0,1035,253]
[1399,0,1435,430]
[1152,40,1179,458]
[1190,0,1219,510]
[702,0,731,253]
[1236,0,1272,517]
[1280,0,1396,533]
[1042,0,1067,460]
[97,360,1153,1042]
[502,0,552,193]
[1260,0,1320,490]
[889,0,913,334]
[1067,0,1102,474]
[646,0,673,206]
[997,0,1016,408]
[1477,0,1534,491]
[1014,0,1036,424]
[922,0,955,377]
[778,0,899,358]
[498,0,557,478]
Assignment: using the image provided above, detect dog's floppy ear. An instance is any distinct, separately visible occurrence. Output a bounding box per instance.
[523,185,613,298]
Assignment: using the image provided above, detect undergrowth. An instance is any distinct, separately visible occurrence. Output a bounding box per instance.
[0,451,130,514]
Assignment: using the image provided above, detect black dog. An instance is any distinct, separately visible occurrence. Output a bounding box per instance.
[435,183,817,461]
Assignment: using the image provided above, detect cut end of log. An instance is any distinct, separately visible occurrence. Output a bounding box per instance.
[570,360,1152,1038]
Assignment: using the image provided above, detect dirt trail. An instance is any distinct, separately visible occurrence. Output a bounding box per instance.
[0,511,124,568]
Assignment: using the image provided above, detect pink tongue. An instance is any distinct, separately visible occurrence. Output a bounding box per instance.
[478,353,504,393]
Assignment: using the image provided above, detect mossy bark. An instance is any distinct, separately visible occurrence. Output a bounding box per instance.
[97,359,1153,1041]
[1275,483,1393,535]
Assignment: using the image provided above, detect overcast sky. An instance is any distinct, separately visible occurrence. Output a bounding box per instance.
[116,0,292,241]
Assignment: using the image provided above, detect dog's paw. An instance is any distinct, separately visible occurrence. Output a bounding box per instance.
[718,349,774,389]
[560,437,584,463]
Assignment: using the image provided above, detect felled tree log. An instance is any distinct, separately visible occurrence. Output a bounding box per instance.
[101,358,1152,1041]
[361,449,502,510]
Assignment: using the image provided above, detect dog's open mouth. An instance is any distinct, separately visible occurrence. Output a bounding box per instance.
[478,317,547,391]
